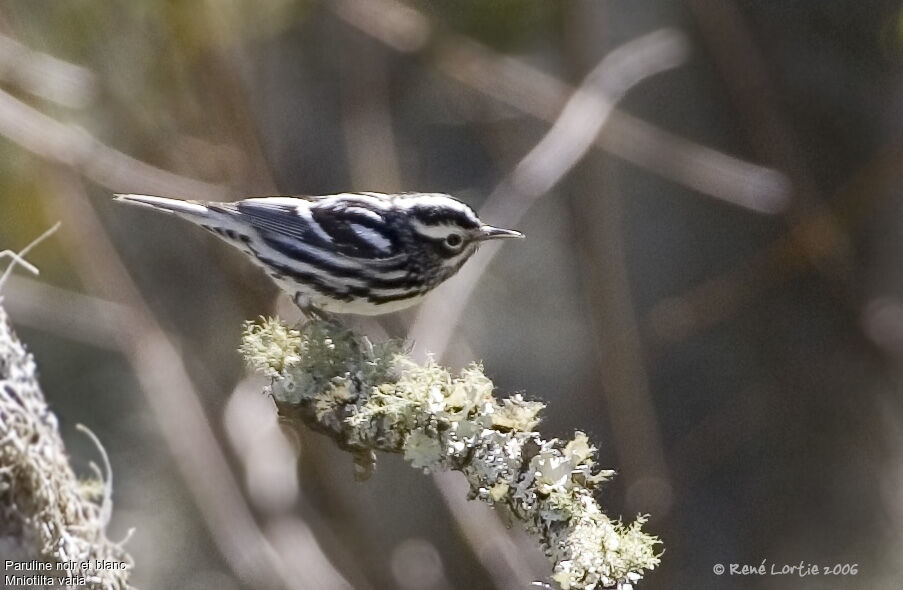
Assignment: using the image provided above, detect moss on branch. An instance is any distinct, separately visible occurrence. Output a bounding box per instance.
[240,317,661,590]
[0,303,134,589]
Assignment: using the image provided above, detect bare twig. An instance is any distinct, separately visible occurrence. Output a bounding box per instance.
[0,227,57,299]
[0,222,59,292]
[0,251,39,282]
[408,29,689,359]
[331,0,790,214]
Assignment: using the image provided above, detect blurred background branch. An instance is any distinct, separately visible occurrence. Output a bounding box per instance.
[0,87,227,199]
[331,0,791,214]
[0,32,96,109]
[408,27,689,360]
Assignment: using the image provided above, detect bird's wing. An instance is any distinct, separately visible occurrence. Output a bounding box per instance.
[220,196,404,261]
[209,197,325,244]
[309,199,403,259]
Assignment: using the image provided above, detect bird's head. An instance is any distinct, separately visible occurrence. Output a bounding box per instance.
[396,193,523,265]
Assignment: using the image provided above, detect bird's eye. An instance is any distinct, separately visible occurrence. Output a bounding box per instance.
[445,233,463,248]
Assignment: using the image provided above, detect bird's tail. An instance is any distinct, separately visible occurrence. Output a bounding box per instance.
[113,194,212,221]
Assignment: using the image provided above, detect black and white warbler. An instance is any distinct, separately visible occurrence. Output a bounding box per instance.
[114,192,523,315]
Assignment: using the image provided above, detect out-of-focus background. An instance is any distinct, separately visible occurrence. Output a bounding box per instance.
[1,0,902,588]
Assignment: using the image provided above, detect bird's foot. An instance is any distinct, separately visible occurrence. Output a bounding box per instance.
[293,293,340,325]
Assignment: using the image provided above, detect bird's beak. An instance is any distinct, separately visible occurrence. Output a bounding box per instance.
[478,225,524,241]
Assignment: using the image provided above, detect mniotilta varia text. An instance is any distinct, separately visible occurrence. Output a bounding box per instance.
[114,192,523,315]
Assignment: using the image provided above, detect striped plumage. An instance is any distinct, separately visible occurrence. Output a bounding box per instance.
[113,192,523,315]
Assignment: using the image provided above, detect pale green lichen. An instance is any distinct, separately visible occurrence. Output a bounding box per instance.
[492,394,545,431]
[239,317,302,377]
[240,317,662,589]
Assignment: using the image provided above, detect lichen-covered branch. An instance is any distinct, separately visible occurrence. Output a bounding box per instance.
[241,317,661,590]
[0,301,134,589]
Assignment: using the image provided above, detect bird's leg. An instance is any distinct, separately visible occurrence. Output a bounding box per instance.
[293,292,338,325]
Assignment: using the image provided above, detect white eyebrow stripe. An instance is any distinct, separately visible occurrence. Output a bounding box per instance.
[322,193,393,210]
[396,193,453,209]
[349,223,394,253]
[439,197,473,217]
[411,220,457,240]
[396,193,480,224]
